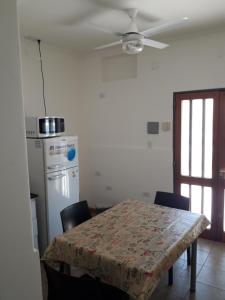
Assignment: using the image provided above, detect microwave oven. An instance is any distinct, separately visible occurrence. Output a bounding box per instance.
[26,116,65,138]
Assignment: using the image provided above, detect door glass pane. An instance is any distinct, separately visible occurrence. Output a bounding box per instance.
[204,99,213,178]
[181,100,190,176]
[181,183,190,198]
[191,99,203,177]
[191,185,202,213]
[203,187,212,229]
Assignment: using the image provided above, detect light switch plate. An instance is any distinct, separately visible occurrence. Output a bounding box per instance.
[161,122,170,132]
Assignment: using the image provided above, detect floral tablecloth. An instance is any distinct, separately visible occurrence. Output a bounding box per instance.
[43,199,209,300]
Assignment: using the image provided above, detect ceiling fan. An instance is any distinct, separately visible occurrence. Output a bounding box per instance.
[93,8,189,54]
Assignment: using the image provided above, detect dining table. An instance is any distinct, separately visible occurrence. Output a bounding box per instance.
[43,199,210,300]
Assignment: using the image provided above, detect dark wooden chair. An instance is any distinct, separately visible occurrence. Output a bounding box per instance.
[60,200,92,274]
[154,191,191,286]
[43,261,129,300]
[60,200,92,232]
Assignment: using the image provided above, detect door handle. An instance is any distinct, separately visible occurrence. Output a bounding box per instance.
[48,174,66,181]
[219,169,225,179]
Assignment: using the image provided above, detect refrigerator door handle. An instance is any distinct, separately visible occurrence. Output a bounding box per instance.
[47,164,63,170]
[48,174,66,181]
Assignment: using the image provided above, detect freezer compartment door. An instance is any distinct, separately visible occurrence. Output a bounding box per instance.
[44,136,78,172]
[46,166,79,243]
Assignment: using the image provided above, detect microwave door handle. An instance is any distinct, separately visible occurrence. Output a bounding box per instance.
[48,174,66,181]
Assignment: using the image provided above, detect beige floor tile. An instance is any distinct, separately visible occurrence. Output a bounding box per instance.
[150,288,183,300]
[174,257,187,270]
[209,245,225,257]
[176,263,203,278]
[151,239,225,299]
[196,249,209,265]
[197,238,214,252]
[151,271,190,299]
[179,251,189,261]
[210,241,225,250]
[184,282,225,300]
[204,254,225,272]
[179,249,209,266]
[197,264,225,290]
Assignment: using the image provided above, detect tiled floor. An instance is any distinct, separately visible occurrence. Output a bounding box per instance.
[150,238,225,300]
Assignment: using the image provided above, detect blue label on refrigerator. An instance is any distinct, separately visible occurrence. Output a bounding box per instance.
[67,148,76,161]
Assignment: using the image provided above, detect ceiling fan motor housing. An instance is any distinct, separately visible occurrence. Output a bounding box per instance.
[122,32,144,54]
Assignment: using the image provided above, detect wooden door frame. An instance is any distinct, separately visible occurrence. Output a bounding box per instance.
[217,91,225,242]
[173,88,225,241]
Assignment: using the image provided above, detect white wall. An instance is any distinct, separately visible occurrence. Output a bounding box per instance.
[80,30,225,208]
[21,39,90,201]
[0,1,42,299]
[20,29,225,209]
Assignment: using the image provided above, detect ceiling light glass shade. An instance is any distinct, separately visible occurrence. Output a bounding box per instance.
[122,39,144,54]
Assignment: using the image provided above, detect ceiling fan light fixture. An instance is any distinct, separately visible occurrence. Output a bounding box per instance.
[122,39,144,54]
[122,33,144,54]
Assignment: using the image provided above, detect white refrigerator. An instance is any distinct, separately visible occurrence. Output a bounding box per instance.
[27,136,79,254]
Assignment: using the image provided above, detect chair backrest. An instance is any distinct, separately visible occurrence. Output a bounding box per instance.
[154,191,190,211]
[60,200,92,232]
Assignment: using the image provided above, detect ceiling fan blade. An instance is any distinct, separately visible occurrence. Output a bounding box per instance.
[143,38,169,49]
[137,11,158,24]
[88,23,124,37]
[94,40,122,50]
[141,17,189,38]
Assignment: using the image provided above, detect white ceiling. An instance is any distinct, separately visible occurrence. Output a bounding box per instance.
[18,0,225,52]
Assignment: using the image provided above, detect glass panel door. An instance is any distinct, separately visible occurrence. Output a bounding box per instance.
[174,91,220,240]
